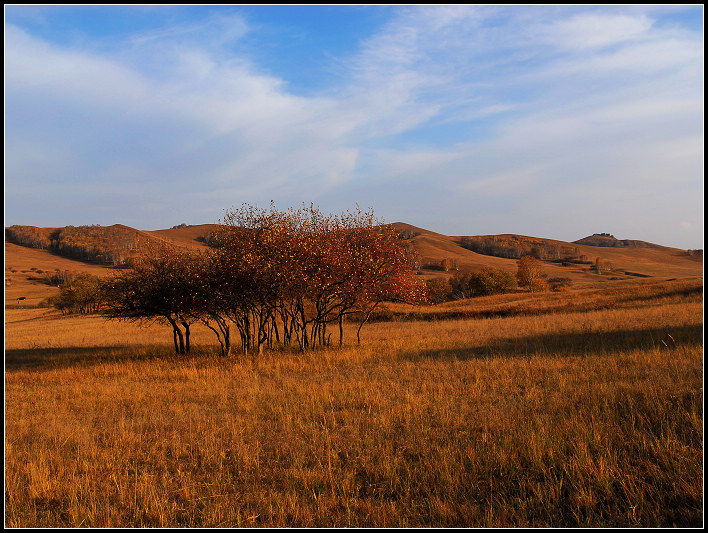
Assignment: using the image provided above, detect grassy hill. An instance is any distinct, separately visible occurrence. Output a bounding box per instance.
[390,222,702,288]
[5,222,702,308]
[5,222,703,527]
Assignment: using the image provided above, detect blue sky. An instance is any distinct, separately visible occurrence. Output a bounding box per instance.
[4,5,704,248]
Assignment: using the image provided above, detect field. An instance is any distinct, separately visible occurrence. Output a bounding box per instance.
[5,276,703,527]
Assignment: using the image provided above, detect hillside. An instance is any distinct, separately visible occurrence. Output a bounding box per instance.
[5,222,703,308]
[391,222,702,287]
[147,223,221,249]
[4,224,217,308]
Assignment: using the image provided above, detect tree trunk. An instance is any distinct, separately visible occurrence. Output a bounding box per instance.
[339,315,344,346]
[182,321,191,353]
[167,317,185,354]
[357,303,380,345]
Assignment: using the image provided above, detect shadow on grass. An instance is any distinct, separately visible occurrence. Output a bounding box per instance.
[5,344,221,372]
[614,282,703,306]
[404,324,703,362]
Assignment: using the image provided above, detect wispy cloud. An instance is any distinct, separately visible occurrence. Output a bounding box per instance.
[4,5,703,247]
[537,12,654,50]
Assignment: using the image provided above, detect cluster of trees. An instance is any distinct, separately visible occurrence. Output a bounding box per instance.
[42,269,77,287]
[459,235,583,261]
[49,273,105,314]
[6,225,52,249]
[425,267,518,303]
[102,205,426,356]
[453,268,517,298]
[53,225,141,266]
[425,255,559,303]
[6,224,142,266]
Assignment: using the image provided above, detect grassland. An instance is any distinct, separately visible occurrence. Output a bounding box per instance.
[4,278,703,527]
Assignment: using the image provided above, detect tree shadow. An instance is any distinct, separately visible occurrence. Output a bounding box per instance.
[402,324,703,362]
[5,344,219,373]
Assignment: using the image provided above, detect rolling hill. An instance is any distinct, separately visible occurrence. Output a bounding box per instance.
[5,222,703,308]
[389,222,702,285]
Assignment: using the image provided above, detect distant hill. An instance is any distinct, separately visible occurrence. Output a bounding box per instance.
[5,221,703,308]
[5,223,218,267]
[573,233,655,248]
[147,224,221,249]
[388,222,702,288]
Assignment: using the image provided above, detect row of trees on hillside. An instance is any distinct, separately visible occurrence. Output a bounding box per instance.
[5,225,52,249]
[6,224,141,266]
[102,204,426,356]
[459,235,586,262]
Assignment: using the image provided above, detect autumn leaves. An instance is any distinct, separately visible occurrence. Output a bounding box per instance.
[104,205,425,356]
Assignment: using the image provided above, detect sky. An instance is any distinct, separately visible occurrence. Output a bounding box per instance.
[4,5,704,249]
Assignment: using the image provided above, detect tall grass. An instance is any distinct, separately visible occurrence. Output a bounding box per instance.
[5,283,703,527]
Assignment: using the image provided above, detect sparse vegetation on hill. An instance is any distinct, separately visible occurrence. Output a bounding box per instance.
[369,278,702,323]
[5,219,703,312]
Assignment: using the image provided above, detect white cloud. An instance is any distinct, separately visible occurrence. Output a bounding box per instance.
[540,13,653,50]
[4,6,703,247]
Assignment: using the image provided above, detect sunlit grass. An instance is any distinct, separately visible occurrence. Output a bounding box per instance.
[5,282,703,527]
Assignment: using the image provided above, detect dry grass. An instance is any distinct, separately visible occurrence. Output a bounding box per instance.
[4,282,703,527]
[375,278,703,321]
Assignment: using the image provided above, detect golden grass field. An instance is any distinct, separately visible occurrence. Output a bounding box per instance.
[5,275,703,527]
[4,226,704,527]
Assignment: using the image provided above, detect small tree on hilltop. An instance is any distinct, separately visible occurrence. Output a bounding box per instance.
[516,255,548,293]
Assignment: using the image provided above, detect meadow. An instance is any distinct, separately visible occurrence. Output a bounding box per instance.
[4,279,704,527]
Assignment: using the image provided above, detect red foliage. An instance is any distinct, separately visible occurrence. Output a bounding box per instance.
[104,204,425,355]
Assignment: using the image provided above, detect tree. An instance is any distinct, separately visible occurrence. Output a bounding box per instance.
[102,203,425,356]
[103,243,201,354]
[472,268,517,296]
[593,257,607,274]
[51,273,105,314]
[516,255,548,293]
[426,277,452,303]
[213,203,425,352]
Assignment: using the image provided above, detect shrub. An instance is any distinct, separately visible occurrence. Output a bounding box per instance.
[425,277,452,304]
[450,268,517,299]
[548,277,572,292]
[516,256,549,293]
[51,273,105,314]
